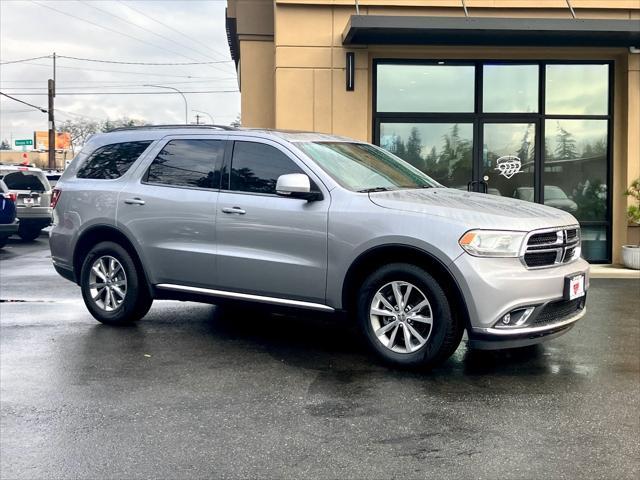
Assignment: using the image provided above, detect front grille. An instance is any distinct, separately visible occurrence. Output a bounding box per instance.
[530,298,585,327]
[522,226,581,269]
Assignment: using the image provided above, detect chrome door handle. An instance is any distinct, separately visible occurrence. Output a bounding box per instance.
[221,206,246,215]
[124,197,145,205]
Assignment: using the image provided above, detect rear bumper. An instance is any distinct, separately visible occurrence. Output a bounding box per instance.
[0,220,19,236]
[17,206,52,221]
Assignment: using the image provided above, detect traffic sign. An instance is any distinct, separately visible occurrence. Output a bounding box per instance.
[14,139,33,146]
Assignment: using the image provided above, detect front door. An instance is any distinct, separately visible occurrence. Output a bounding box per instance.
[215,138,329,304]
[479,121,538,201]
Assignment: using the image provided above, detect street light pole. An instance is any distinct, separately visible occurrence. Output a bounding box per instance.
[145,84,188,124]
[192,110,214,124]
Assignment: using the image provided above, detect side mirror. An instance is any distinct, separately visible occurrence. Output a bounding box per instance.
[276,173,322,201]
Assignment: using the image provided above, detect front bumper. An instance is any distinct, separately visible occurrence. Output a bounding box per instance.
[452,253,589,349]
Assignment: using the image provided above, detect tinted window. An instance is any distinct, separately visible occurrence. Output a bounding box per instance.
[229,142,303,194]
[376,64,475,113]
[545,64,609,115]
[146,139,224,189]
[1,171,48,191]
[77,141,151,179]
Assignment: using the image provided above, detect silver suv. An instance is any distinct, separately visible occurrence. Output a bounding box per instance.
[49,126,589,368]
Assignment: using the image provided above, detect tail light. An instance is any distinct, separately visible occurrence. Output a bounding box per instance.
[50,188,62,209]
[3,192,17,202]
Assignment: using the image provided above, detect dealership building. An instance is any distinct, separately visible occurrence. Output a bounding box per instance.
[225,0,640,264]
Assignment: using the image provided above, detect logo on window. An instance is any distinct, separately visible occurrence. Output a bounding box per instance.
[495,155,522,179]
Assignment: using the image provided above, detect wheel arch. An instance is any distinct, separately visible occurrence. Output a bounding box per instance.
[341,244,471,331]
[72,224,151,295]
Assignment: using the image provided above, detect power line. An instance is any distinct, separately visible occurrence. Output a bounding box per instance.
[0,55,51,65]
[56,55,232,66]
[28,1,215,70]
[76,1,232,72]
[15,61,225,79]
[0,92,47,112]
[2,81,239,90]
[117,0,231,62]
[4,90,238,96]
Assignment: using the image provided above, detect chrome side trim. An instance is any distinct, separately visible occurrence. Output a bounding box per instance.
[156,283,335,312]
[473,307,586,336]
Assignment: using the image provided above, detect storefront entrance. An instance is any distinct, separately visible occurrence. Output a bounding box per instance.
[374,60,612,262]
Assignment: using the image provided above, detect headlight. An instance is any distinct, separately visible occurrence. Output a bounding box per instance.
[458,230,526,257]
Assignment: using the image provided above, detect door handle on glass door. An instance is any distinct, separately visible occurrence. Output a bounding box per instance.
[124,197,145,205]
[221,206,246,215]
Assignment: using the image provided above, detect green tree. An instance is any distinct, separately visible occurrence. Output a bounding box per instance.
[404,127,424,169]
[554,124,578,160]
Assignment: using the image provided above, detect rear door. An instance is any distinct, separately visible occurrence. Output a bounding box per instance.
[215,137,329,303]
[117,135,226,288]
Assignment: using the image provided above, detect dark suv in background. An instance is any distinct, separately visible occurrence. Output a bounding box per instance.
[0,179,19,249]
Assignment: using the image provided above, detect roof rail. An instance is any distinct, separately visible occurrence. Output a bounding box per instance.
[109,124,237,132]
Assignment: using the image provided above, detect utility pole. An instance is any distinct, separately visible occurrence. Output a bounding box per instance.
[48,52,56,169]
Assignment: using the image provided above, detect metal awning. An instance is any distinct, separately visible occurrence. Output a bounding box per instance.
[342,16,640,48]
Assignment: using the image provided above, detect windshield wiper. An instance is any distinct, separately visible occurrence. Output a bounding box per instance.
[357,187,392,193]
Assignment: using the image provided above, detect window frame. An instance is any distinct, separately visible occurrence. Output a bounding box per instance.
[140,136,228,192]
[372,58,614,263]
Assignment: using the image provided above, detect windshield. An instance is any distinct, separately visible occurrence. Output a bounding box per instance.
[544,186,569,200]
[296,142,440,192]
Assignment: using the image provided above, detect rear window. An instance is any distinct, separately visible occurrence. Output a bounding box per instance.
[1,171,48,192]
[77,141,152,179]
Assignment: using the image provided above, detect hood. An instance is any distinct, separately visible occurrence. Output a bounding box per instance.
[368,188,578,231]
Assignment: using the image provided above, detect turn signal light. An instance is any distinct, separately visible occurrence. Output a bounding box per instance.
[50,188,62,209]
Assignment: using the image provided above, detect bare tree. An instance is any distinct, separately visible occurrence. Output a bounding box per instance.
[58,119,100,154]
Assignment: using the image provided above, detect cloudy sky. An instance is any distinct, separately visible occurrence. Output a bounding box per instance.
[0,0,239,145]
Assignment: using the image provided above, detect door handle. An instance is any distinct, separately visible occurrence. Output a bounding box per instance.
[221,206,246,215]
[124,197,145,205]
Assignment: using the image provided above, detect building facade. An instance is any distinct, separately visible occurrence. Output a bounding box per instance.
[226,0,640,264]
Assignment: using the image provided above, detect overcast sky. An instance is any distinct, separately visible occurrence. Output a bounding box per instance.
[0,0,239,145]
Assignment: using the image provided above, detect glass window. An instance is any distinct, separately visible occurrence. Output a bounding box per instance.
[483,64,538,113]
[379,123,472,190]
[77,141,151,179]
[483,123,536,200]
[376,64,475,113]
[229,141,303,194]
[544,119,608,221]
[146,140,224,189]
[580,225,608,263]
[1,171,48,192]
[545,64,609,115]
[297,141,438,192]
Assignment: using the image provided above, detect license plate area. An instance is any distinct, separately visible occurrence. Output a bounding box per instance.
[21,195,41,207]
[564,274,586,300]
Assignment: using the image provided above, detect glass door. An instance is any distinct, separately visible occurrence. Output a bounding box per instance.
[479,121,537,202]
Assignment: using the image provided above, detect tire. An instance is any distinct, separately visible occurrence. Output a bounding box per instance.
[0,237,8,249]
[18,224,41,242]
[357,263,462,369]
[80,241,152,325]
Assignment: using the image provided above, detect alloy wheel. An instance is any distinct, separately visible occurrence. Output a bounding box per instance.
[88,255,127,311]
[369,281,433,354]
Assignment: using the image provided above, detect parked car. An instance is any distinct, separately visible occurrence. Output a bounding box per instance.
[45,169,63,188]
[514,186,578,213]
[49,126,588,368]
[0,165,53,241]
[0,180,19,249]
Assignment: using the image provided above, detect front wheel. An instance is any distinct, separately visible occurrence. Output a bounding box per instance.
[357,263,462,369]
[80,241,152,325]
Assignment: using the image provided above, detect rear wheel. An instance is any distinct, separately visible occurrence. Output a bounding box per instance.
[0,237,8,249]
[357,263,462,369]
[18,224,41,241]
[80,241,152,325]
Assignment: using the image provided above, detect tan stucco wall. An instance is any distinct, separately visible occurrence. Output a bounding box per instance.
[230,0,640,262]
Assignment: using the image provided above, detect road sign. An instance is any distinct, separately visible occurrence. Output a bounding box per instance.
[14,139,33,146]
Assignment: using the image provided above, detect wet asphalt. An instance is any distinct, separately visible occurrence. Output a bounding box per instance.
[1,238,639,479]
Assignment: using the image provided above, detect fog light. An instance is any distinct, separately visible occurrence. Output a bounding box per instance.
[494,307,536,329]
